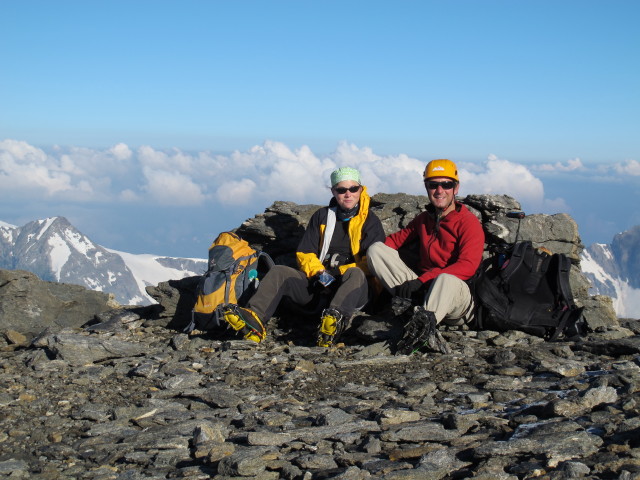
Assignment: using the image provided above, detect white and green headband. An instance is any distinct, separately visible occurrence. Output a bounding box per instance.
[330,167,361,187]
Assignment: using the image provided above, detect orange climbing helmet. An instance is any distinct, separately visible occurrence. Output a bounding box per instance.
[423,159,459,182]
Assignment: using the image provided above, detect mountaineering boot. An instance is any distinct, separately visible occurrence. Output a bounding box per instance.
[317,308,346,347]
[396,307,451,355]
[220,304,266,343]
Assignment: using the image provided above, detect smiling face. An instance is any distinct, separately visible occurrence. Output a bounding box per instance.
[332,180,362,210]
[425,176,459,215]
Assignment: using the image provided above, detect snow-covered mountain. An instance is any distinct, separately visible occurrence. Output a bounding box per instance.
[0,217,206,305]
[581,226,640,319]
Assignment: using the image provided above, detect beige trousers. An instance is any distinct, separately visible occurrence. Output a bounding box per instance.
[367,241,474,325]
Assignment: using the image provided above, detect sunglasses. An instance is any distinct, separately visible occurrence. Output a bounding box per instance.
[333,185,361,194]
[425,180,456,190]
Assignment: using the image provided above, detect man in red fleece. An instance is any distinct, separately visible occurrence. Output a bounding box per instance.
[367,159,485,354]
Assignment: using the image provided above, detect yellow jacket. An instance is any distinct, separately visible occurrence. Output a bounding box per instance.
[295,186,385,278]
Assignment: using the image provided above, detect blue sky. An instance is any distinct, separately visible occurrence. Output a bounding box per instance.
[1,0,639,258]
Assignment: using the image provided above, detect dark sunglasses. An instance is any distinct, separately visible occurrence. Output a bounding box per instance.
[425,180,456,190]
[333,185,361,194]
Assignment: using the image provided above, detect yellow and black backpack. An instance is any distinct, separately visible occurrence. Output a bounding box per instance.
[186,232,274,333]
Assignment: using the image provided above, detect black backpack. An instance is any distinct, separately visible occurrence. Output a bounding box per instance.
[472,240,586,340]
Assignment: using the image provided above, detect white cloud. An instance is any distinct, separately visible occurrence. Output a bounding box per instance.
[54,144,132,179]
[461,154,568,214]
[0,139,48,162]
[533,157,585,172]
[0,137,629,221]
[612,159,640,176]
[215,178,257,205]
[0,140,139,203]
[0,140,75,196]
[260,142,335,203]
[462,155,544,201]
[212,141,334,205]
[142,167,207,206]
[330,141,425,195]
[138,145,196,173]
[110,143,132,161]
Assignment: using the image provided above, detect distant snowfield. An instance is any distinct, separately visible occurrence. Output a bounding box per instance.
[581,249,640,318]
[580,248,610,285]
[0,221,17,243]
[48,233,72,281]
[107,248,205,304]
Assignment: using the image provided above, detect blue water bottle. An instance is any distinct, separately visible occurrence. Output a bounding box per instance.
[248,269,259,288]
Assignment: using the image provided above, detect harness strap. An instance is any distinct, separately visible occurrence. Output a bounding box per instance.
[319,207,337,266]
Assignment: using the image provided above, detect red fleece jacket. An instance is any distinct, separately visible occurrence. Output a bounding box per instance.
[384,202,485,284]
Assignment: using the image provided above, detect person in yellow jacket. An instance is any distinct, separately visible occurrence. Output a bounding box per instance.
[221,167,385,347]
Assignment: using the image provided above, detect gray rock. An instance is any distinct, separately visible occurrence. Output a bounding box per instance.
[0,268,117,335]
[42,331,148,365]
[217,447,271,476]
[0,459,29,475]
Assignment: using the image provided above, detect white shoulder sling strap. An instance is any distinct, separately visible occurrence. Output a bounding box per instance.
[318,207,337,264]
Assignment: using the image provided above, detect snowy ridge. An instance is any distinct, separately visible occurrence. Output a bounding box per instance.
[0,220,17,243]
[0,220,17,229]
[0,216,206,306]
[581,243,640,318]
[107,249,205,304]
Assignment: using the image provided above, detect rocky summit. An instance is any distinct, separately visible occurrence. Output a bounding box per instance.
[1,194,639,480]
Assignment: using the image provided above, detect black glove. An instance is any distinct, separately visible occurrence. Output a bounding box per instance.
[395,279,422,299]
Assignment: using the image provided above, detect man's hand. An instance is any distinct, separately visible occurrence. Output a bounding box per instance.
[395,279,422,299]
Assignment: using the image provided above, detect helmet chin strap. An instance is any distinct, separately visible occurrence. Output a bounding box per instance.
[436,196,455,215]
[433,196,456,233]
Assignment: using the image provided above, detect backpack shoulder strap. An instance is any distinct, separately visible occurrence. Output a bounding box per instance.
[221,254,254,304]
[257,251,275,269]
[555,253,576,306]
[550,253,586,340]
[318,207,337,264]
[500,241,530,281]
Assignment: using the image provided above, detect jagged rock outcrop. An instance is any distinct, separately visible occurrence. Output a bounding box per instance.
[149,193,618,331]
[611,225,640,288]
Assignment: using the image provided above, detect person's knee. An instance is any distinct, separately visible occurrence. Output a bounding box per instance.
[342,266,366,282]
[270,265,297,276]
[367,241,387,260]
[431,273,466,292]
[427,273,472,323]
[367,242,390,271]
[263,264,300,285]
[434,272,457,284]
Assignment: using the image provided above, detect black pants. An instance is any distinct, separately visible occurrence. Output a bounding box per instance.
[247,265,369,322]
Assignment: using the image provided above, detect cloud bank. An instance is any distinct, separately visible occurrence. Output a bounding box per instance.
[2,138,638,257]
[1,138,599,214]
